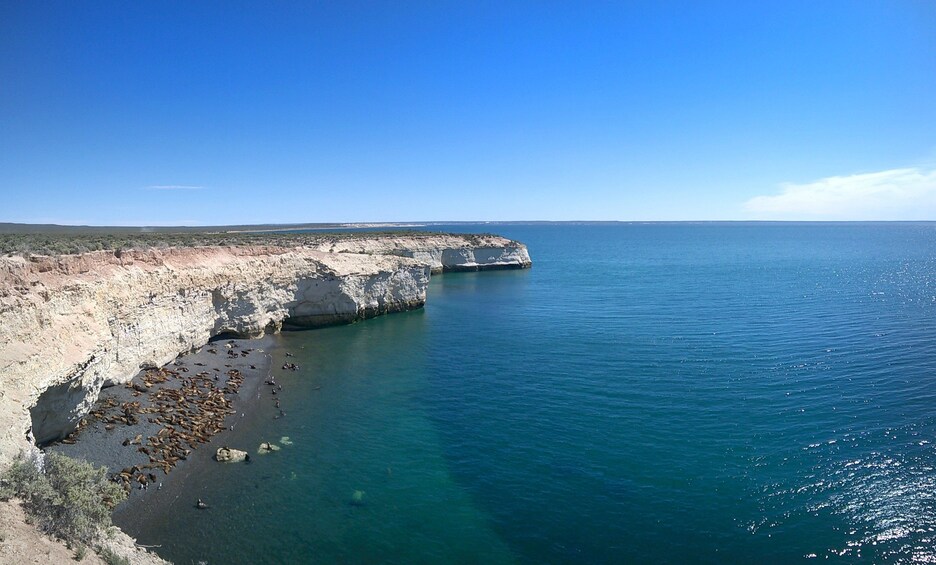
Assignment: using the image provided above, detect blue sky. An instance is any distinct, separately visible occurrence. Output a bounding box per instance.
[1,1,935,224]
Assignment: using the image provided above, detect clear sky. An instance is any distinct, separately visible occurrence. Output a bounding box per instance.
[2,1,935,225]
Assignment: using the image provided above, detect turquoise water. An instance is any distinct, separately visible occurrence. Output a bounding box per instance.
[129,223,936,564]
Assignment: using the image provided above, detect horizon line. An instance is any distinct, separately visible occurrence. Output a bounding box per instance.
[2,219,936,231]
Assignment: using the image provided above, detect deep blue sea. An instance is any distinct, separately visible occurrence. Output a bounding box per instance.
[129,223,936,564]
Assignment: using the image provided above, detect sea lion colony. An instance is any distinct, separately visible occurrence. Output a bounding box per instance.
[60,344,252,493]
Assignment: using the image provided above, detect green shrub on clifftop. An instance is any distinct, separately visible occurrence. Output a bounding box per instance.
[0,452,126,546]
[98,547,131,565]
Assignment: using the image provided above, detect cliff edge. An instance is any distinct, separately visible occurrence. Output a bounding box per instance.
[0,234,531,467]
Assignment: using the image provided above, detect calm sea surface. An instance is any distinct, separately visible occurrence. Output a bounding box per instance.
[128,223,936,564]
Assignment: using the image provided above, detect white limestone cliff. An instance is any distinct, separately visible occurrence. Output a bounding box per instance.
[0,234,530,467]
[310,233,533,272]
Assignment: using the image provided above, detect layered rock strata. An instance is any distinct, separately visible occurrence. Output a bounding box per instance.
[310,233,533,273]
[0,235,530,467]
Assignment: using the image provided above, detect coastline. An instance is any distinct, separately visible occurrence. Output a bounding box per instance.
[0,232,531,563]
[48,335,277,536]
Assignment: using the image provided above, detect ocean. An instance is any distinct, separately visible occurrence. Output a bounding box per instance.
[124,223,936,564]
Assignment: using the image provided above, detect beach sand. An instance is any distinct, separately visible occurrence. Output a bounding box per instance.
[47,335,280,533]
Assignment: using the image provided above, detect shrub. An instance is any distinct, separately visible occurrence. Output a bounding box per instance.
[0,452,126,546]
[74,544,88,560]
[98,547,131,565]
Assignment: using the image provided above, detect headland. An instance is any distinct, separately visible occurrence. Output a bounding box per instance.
[0,227,531,563]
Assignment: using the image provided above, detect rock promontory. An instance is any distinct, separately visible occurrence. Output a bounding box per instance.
[311,233,533,272]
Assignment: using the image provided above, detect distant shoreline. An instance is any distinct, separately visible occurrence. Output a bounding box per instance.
[226,222,428,233]
[3,219,935,237]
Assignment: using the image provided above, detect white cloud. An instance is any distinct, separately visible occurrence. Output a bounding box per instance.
[744,167,936,220]
[144,185,205,191]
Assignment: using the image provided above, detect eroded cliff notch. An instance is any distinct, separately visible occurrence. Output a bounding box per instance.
[29,377,87,446]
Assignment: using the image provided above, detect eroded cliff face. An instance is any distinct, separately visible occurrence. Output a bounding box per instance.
[310,233,533,272]
[0,235,530,467]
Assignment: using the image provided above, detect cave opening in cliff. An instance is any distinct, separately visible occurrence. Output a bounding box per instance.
[29,379,86,447]
[209,331,253,342]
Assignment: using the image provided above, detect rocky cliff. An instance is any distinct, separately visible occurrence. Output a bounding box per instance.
[0,234,530,467]
[311,233,533,272]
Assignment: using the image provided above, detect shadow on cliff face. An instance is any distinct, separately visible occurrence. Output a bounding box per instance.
[30,332,264,448]
[30,377,87,446]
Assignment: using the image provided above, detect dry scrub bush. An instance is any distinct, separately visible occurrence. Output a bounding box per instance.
[0,452,126,547]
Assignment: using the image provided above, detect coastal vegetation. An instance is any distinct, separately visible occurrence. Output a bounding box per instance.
[0,226,503,258]
[98,547,132,565]
[0,452,125,550]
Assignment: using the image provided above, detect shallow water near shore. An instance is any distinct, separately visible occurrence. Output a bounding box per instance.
[123,223,936,563]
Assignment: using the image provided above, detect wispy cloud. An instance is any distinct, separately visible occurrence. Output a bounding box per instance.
[744,167,936,220]
[144,185,206,191]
